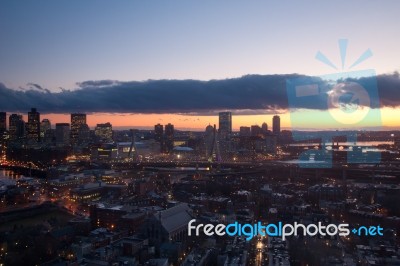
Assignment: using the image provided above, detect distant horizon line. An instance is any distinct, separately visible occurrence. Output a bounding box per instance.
[110,126,400,132]
[1,111,399,132]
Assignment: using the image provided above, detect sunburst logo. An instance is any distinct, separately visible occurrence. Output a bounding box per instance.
[316,39,372,71]
[286,39,381,167]
[315,39,375,125]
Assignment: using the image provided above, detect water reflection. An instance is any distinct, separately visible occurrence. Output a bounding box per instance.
[0,169,24,180]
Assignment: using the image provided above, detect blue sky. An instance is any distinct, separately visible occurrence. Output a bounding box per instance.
[1,0,400,90]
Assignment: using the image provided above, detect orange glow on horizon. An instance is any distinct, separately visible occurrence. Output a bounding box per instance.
[13,107,400,131]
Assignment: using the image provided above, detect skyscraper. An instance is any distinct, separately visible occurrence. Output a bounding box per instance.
[164,123,174,153]
[55,123,70,146]
[218,112,232,137]
[154,124,163,142]
[78,124,91,144]
[239,126,251,137]
[95,122,113,143]
[0,112,6,133]
[272,115,280,135]
[251,125,262,136]
[154,124,164,152]
[204,124,215,156]
[71,113,87,145]
[40,119,51,140]
[261,122,268,133]
[9,114,25,141]
[27,108,40,142]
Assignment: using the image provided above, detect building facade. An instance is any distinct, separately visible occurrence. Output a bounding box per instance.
[272,115,280,135]
[9,114,25,141]
[164,123,174,153]
[56,123,71,146]
[0,112,6,133]
[218,112,232,138]
[71,113,87,145]
[95,123,113,143]
[26,108,40,142]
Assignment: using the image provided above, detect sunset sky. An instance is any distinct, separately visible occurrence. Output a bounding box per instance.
[13,107,398,131]
[1,1,400,130]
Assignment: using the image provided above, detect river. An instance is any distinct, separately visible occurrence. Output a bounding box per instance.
[0,168,25,180]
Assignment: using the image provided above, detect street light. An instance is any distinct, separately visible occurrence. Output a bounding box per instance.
[257,241,263,250]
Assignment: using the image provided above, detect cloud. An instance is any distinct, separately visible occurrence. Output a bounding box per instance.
[76,80,121,88]
[27,83,51,93]
[0,73,399,114]
[375,71,400,108]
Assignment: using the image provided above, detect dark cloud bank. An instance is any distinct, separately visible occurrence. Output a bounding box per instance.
[0,73,399,114]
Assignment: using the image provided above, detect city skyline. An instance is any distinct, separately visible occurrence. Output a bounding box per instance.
[1,2,400,265]
[2,109,400,131]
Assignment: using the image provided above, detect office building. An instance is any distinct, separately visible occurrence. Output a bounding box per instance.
[95,122,113,143]
[251,125,262,136]
[218,112,232,138]
[261,122,268,133]
[272,115,280,135]
[71,113,87,145]
[27,108,40,142]
[41,119,54,144]
[154,123,163,142]
[239,126,251,137]
[9,114,25,141]
[0,112,6,132]
[55,123,70,146]
[204,124,216,156]
[155,123,164,152]
[164,123,174,153]
[78,124,91,144]
[40,119,51,138]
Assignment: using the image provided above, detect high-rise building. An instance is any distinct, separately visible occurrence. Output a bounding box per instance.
[239,126,251,137]
[272,115,280,135]
[27,108,40,142]
[0,112,6,132]
[154,123,164,152]
[218,112,232,138]
[261,122,268,133]
[9,114,25,141]
[78,124,91,144]
[95,122,113,143]
[165,123,174,153]
[40,119,51,139]
[71,113,87,145]
[251,125,262,136]
[55,123,70,146]
[204,124,215,156]
[154,124,163,142]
